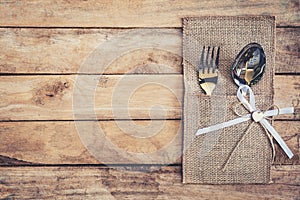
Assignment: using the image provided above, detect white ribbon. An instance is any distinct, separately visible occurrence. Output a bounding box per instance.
[195,85,294,159]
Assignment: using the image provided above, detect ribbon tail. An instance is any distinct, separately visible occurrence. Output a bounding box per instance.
[196,115,250,136]
[264,107,294,117]
[260,118,294,159]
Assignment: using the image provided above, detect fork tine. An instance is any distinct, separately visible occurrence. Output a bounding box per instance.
[215,46,220,69]
[211,46,220,73]
[199,46,205,72]
[210,46,215,73]
[205,46,210,72]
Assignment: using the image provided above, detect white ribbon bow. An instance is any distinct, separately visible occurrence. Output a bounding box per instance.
[196,85,294,159]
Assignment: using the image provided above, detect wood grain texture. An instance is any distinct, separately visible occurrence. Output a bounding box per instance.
[273,121,300,165]
[274,75,300,120]
[0,28,182,74]
[0,165,299,199]
[0,75,298,121]
[0,0,299,27]
[0,75,183,120]
[0,1,299,198]
[0,121,298,165]
[276,28,300,73]
[0,28,298,74]
[0,120,182,165]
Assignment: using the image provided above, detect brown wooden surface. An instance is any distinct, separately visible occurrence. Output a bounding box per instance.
[0,75,299,120]
[0,121,298,165]
[0,0,299,199]
[0,0,299,27]
[0,29,183,74]
[0,28,298,74]
[276,28,300,73]
[0,166,299,200]
[0,75,182,120]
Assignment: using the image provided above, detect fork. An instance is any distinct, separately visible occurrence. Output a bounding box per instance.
[198,46,220,95]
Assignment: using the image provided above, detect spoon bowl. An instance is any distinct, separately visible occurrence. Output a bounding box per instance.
[232,43,266,87]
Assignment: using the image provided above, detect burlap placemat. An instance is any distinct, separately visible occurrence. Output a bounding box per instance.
[183,16,275,184]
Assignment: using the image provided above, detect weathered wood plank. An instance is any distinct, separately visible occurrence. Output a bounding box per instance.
[274,75,300,120]
[270,165,300,185]
[0,75,298,120]
[0,75,183,120]
[0,121,298,165]
[0,0,299,27]
[273,121,300,164]
[0,120,182,165]
[276,28,300,73]
[0,28,298,74]
[0,28,182,74]
[0,166,299,199]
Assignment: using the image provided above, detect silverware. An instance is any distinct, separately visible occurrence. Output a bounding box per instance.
[198,46,220,95]
[231,43,266,88]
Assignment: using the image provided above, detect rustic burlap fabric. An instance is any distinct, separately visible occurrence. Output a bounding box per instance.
[183,16,275,184]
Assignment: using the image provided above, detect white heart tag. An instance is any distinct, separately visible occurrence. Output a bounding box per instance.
[252,111,264,122]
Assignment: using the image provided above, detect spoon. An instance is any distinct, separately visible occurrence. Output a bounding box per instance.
[230,43,294,159]
[231,43,266,91]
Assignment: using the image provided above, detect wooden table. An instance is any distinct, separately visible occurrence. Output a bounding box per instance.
[0,1,299,199]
